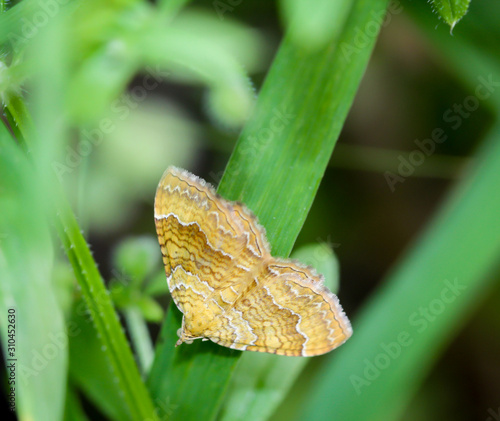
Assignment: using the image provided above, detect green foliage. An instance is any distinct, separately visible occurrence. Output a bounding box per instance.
[430,0,471,30]
[112,236,161,290]
[1,0,499,420]
[281,0,352,50]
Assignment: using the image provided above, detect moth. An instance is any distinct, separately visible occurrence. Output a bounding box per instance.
[154,167,352,356]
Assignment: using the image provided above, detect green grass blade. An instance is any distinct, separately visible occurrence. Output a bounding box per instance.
[218,0,389,255]
[0,124,67,421]
[147,305,239,421]
[52,180,158,421]
[147,1,388,419]
[298,121,500,420]
[124,307,155,374]
[64,386,90,421]
[68,297,136,421]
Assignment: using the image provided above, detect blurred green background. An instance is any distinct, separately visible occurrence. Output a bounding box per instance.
[1,0,500,420]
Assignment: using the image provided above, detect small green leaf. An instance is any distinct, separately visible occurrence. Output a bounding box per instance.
[109,279,133,309]
[291,243,340,294]
[430,0,471,30]
[144,270,170,297]
[203,80,256,131]
[136,295,164,323]
[281,0,352,51]
[113,236,161,287]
